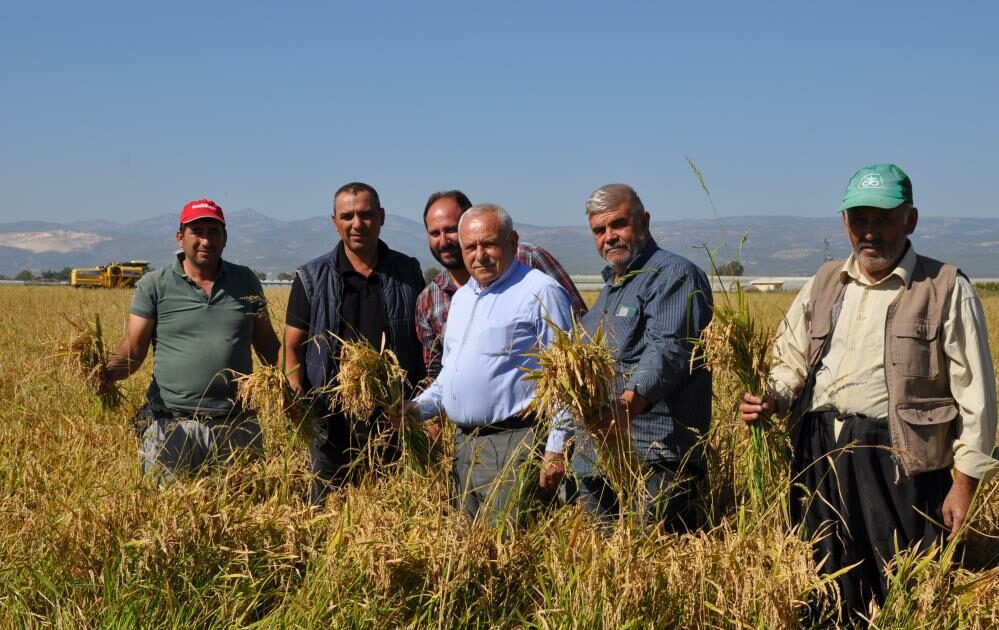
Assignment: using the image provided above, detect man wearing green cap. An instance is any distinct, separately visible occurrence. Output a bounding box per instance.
[739,164,996,619]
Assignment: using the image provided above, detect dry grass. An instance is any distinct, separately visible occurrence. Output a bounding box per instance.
[0,285,996,629]
[694,275,790,520]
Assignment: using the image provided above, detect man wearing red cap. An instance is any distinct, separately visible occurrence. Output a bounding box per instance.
[98,199,281,482]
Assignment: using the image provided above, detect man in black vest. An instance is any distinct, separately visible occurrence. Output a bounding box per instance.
[284,182,425,505]
[740,164,996,620]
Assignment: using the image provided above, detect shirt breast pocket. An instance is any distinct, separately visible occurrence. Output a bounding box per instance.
[478,323,517,357]
[606,309,641,355]
[891,318,940,378]
[479,321,536,358]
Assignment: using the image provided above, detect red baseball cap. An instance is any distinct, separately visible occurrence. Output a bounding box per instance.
[179,199,225,226]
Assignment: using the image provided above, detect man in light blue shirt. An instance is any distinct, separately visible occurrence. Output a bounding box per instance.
[410,203,573,524]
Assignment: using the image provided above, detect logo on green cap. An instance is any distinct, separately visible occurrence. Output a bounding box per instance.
[859,174,883,189]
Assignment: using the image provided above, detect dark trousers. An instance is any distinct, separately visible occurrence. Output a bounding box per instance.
[309,414,399,506]
[576,464,703,532]
[452,425,546,526]
[793,411,952,619]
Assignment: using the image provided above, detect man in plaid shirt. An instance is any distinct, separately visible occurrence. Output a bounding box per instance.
[416,190,587,379]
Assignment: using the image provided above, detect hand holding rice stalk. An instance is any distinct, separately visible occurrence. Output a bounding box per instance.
[333,336,432,472]
[232,363,320,443]
[54,313,123,411]
[525,316,642,497]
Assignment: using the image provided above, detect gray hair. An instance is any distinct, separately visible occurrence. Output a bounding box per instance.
[585,183,645,219]
[458,203,514,243]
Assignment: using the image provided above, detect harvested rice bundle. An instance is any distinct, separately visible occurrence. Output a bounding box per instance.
[234,364,290,420]
[527,319,616,425]
[525,318,642,497]
[334,337,431,472]
[233,364,323,444]
[54,313,123,411]
[685,158,788,515]
[334,338,407,420]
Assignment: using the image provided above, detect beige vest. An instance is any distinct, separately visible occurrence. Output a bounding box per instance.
[795,254,961,477]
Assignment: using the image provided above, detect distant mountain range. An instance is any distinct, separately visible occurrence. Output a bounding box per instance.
[2,210,998,277]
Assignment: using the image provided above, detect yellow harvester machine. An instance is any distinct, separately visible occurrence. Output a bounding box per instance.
[70,261,150,288]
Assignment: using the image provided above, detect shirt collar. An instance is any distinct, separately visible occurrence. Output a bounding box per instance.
[600,237,659,284]
[173,252,226,280]
[840,240,915,287]
[468,259,524,295]
[432,268,459,294]
[334,239,388,275]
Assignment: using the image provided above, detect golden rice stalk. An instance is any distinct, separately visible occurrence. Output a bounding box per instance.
[53,313,122,411]
[333,338,407,421]
[693,248,785,516]
[233,365,321,445]
[333,337,431,471]
[525,317,642,496]
[234,364,289,420]
[526,318,617,426]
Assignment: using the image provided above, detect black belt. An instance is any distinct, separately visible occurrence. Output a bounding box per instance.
[456,412,538,436]
[802,410,886,427]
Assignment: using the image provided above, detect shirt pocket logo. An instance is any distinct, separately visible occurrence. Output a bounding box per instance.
[615,305,638,317]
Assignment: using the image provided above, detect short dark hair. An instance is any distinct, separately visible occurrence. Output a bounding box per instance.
[423,190,473,226]
[333,182,381,214]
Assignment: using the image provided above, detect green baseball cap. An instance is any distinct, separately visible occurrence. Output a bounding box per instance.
[838,163,913,212]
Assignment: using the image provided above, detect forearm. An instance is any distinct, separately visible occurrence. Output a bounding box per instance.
[253,327,281,366]
[284,327,307,394]
[764,280,815,413]
[413,378,444,420]
[105,338,146,382]
[946,279,997,479]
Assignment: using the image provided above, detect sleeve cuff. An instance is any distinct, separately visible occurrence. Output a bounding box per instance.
[624,374,659,405]
[414,396,441,422]
[768,379,798,416]
[953,446,999,481]
[545,426,571,453]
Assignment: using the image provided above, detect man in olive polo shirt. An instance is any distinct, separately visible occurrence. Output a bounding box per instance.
[98,199,281,482]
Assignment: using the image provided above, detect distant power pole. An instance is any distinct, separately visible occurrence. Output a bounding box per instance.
[823,238,832,262]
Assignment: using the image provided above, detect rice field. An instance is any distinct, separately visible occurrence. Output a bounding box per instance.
[0,285,996,629]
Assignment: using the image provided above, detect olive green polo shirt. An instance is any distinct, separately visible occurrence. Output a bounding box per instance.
[130,254,265,414]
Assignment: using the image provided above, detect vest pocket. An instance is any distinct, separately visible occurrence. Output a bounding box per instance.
[895,398,957,471]
[891,318,940,378]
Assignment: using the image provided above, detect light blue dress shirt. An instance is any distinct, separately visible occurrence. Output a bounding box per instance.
[414,260,574,453]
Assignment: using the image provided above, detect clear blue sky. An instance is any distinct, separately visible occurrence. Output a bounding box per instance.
[1,1,996,225]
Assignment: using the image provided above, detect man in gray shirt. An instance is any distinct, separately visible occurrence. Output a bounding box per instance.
[575,184,713,529]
